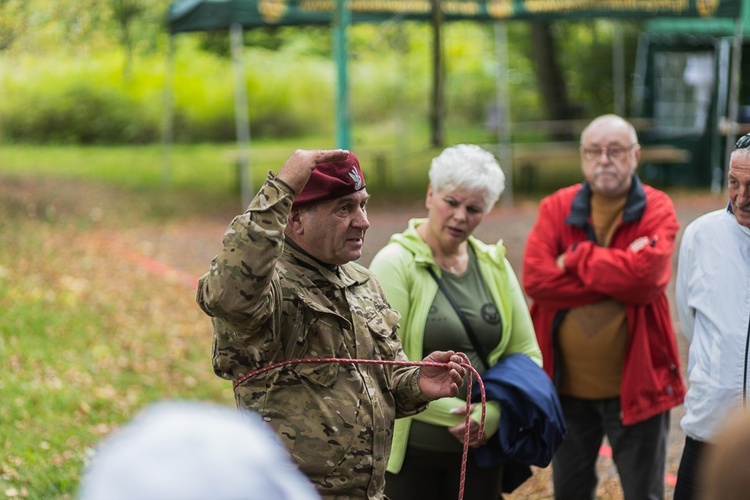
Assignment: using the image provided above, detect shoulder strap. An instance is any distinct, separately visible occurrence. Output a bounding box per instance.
[427,267,490,370]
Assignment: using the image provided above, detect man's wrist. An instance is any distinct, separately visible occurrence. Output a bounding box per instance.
[413,369,432,403]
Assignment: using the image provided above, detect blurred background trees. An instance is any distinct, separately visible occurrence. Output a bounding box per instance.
[0,0,642,145]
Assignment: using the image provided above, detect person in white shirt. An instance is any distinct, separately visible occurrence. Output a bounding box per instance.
[673,133,750,499]
[79,401,321,500]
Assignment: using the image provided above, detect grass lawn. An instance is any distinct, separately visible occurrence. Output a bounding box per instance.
[0,164,239,498]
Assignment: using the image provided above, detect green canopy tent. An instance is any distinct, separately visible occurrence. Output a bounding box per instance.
[169,0,744,29]
[631,2,750,190]
[164,0,744,205]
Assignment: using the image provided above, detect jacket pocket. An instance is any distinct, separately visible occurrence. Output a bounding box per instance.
[367,306,402,361]
[290,307,346,388]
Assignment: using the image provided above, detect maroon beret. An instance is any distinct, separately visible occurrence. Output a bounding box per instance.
[292,152,366,207]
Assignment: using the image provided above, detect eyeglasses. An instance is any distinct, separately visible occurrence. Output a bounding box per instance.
[735,134,750,150]
[580,144,637,161]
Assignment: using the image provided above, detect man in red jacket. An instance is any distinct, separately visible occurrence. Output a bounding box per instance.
[522,114,685,500]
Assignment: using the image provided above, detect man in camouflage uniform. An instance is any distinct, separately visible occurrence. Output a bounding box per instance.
[197,149,466,499]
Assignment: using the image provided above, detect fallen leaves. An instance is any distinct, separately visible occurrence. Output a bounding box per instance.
[0,176,231,497]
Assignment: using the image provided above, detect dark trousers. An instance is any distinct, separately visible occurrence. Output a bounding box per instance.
[673,436,709,500]
[552,395,669,500]
[385,446,503,500]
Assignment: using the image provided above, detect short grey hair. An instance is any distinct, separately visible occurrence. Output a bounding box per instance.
[428,144,505,213]
[730,146,750,163]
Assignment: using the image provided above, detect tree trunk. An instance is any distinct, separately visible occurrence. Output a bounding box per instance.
[430,0,444,148]
[113,0,143,83]
[530,21,576,140]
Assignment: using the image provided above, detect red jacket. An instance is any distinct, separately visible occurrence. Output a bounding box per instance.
[522,177,685,425]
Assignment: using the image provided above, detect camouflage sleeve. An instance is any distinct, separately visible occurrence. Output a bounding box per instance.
[196,172,293,331]
[369,279,430,416]
[392,364,432,417]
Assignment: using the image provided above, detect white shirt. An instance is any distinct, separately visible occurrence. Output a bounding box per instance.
[676,205,750,442]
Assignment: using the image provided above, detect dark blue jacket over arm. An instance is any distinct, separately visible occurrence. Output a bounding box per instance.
[472,353,566,468]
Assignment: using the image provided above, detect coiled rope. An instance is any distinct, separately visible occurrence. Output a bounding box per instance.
[233,354,487,500]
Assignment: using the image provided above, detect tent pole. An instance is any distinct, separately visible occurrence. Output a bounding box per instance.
[334,0,351,150]
[722,17,744,192]
[230,23,253,209]
[713,38,731,194]
[630,32,649,117]
[161,34,175,188]
[495,22,513,207]
[430,0,444,148]
[612,22,625,116]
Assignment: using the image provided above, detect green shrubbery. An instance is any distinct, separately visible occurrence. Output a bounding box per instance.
[0,42,343,144]
[0,23,528,146]
[0,17,638,146]
[0,53,161,144]
[3,82,158,144]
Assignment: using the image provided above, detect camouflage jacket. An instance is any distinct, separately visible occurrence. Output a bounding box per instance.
[196,172,431,499]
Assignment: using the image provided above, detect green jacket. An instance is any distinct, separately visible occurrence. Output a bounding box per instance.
[196,173,430,499]
[369,218,542,473]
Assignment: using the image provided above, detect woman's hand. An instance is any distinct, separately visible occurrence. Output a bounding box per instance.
[448,403,488,448]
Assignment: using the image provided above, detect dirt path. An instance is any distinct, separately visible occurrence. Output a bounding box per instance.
[133,190,723,499]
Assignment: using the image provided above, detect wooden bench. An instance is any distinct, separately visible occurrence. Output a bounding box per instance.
[507,118,655,137]
[510,141,690,165]
[506,142,691,191]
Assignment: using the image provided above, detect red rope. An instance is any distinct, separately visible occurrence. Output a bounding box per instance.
[233,354,486,500]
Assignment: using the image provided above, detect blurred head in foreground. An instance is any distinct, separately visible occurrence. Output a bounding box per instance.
[78,400,320,500]
[699,407,750,500]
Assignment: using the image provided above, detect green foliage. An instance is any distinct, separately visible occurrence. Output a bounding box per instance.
[0,2,642,149]
[168,39,338,141]
[3,83,158,144]
[444,23,503,125]
[0,53,161,144]
[0,19,553,146]
[555,19,642,116]
[0,0,173,55]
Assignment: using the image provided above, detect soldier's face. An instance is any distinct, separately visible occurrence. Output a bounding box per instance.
[298,189,371,265]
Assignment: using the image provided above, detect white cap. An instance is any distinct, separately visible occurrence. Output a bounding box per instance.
[79,400,320,500]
